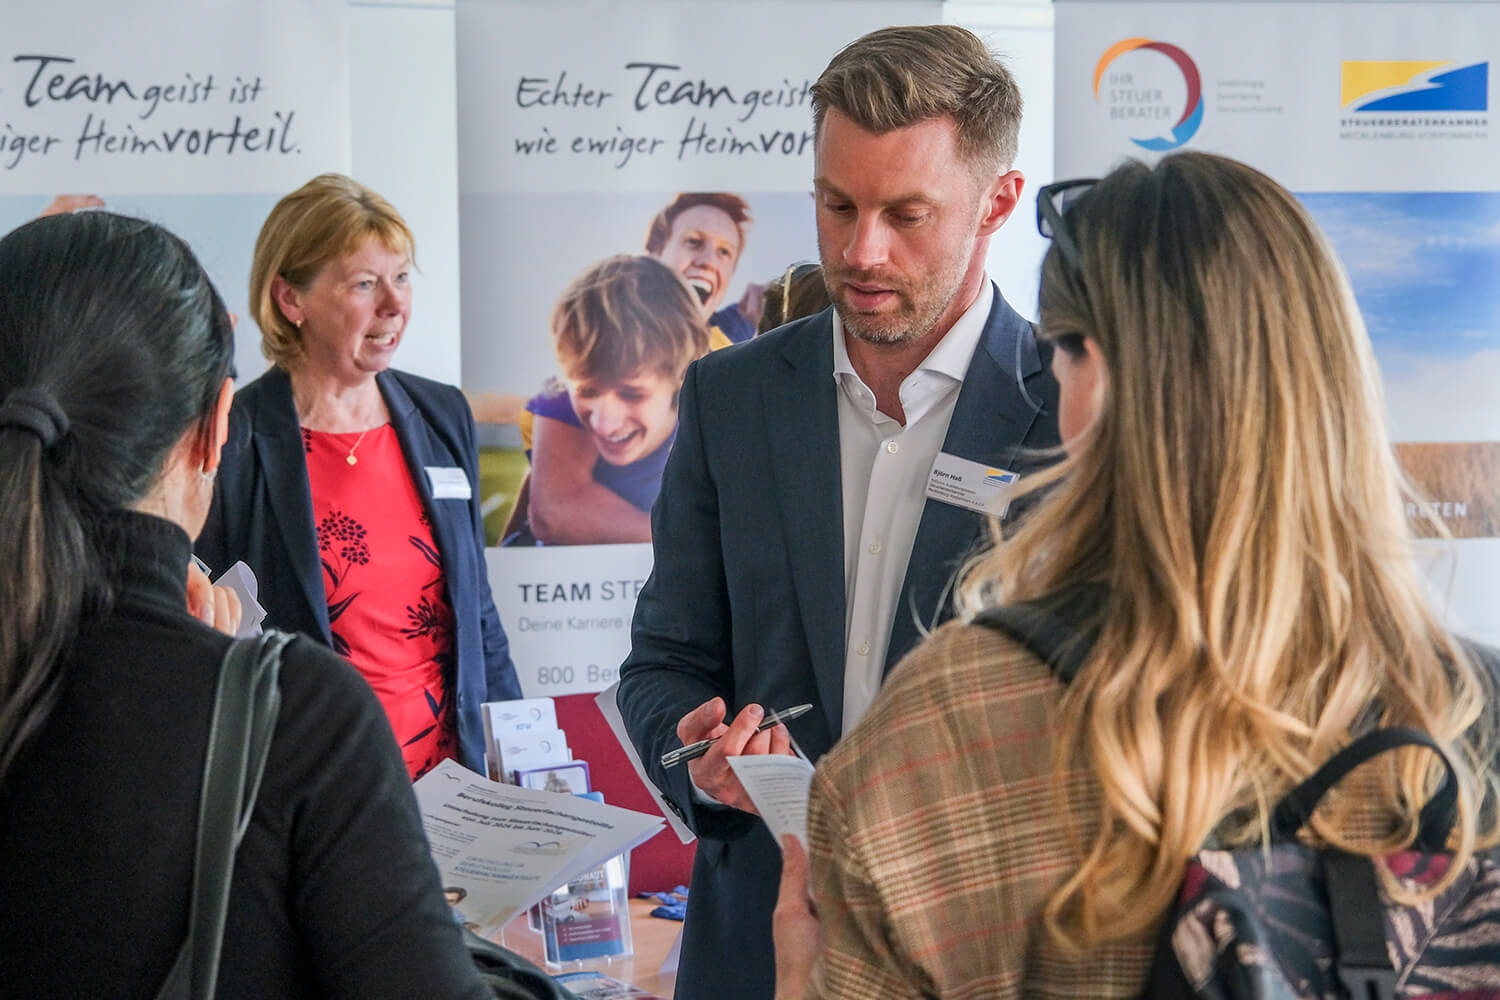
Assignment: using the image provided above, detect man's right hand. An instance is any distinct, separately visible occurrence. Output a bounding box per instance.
[678,696,792,815]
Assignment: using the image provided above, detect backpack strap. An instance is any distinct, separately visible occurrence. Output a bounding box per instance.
[155,630,291,1000]
[1322,852,1399,1000]
[1269,725,1458,849]
[969,583,1108,683]
[1270,726,1459,1000]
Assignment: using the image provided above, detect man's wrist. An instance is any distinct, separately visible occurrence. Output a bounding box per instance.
[689,773,726,807]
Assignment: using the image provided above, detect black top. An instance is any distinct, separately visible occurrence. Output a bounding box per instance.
[0,510,490,998]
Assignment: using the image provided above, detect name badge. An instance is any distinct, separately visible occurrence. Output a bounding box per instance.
[425,466,472,500]
[925,452,1020,517]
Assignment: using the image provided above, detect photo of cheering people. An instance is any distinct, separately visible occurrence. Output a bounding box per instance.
[466,189,819,546]
[501,254,709,546]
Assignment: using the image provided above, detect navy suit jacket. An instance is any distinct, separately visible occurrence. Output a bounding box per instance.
[617,288,1061,1000]
[196,366,521,773]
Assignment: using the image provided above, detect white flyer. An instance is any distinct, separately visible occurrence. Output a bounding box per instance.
[726,754,815,849]
[413,759,663,934]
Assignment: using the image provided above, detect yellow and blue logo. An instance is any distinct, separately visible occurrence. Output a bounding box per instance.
[985,469,1018,486]
[1342,61,1488,112]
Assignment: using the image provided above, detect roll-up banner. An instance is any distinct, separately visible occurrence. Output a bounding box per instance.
[1055,1,1500,644]
[0,0,350,383]
[458,0,939,698]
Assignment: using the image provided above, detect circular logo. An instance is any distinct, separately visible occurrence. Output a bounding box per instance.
[1094,38,1203,151]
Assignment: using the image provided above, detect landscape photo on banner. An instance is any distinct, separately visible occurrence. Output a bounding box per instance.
[455,0,939,699]
[0,0,350,384]
[1053,0,1500,643]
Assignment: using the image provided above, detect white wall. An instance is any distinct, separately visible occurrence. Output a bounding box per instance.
[351,0,463,386]
[948,1,1055,320]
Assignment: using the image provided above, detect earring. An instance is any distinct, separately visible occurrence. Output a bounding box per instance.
[198,464,216,485]
[294,318,304,330]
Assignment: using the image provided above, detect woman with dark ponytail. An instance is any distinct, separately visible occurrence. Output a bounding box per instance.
[0,212,492,997]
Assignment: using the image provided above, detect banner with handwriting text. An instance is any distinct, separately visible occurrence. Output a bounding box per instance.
[1054,1,1500,644]
[457,0,937,697]
[0,0,350,382]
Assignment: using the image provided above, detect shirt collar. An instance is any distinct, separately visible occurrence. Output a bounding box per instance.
[831,277,994,386]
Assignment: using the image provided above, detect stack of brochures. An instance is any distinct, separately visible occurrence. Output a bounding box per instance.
[481,697,591,790]
[413,759,663,936]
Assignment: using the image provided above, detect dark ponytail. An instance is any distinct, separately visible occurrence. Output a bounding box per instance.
[0,212,233,783]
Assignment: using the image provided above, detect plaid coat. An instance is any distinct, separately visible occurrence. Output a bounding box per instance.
[805,618,1153,999]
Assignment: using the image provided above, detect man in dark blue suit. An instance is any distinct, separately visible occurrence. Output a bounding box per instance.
[617,25,1060,1000]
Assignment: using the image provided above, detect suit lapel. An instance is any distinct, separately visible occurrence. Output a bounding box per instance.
[252,368,331,640]
[380,374,465,590]
[762,316,847,737]
[886,288,1045,671]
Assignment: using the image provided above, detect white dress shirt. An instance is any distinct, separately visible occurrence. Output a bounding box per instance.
[834,281,993,734]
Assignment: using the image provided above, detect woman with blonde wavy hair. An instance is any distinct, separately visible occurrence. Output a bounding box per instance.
[771,151,1500,999]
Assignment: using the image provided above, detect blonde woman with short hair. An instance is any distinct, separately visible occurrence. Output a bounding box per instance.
[199,174,521,781]
[774,151,1500,999]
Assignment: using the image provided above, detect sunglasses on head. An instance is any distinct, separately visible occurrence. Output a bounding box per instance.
[1035,178,1099,273]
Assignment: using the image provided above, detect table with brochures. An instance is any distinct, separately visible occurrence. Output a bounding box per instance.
[498,897,679,998]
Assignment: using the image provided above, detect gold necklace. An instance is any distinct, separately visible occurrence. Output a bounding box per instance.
[345,428,370,466]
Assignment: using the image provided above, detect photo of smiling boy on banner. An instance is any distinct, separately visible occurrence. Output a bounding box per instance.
[492,191,764,546]
[504,254,710,546]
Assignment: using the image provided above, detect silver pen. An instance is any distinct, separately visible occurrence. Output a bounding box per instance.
[660,703,814,768]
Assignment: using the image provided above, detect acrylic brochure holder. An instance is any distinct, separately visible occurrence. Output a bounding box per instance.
[512,789,635,966]
[539,850,633,966]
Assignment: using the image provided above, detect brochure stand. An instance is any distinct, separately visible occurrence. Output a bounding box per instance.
[540,852,633,966]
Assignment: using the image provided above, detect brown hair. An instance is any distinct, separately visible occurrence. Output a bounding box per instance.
[757,262,831,335]
[249,173,414,368]
[811,24,1022,172]
[551,255,709,386]
[643,192,751,258]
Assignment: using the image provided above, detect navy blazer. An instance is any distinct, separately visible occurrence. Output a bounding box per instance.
[196,367,521,773]
[617,287,1061,1000]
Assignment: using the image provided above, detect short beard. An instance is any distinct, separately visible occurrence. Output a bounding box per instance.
[831,275,964,347]
[821,224,973,348]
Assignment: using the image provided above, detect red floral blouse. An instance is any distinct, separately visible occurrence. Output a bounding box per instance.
[303,424,457,780]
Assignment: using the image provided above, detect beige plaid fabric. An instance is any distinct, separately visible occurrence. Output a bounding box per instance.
[805,620,1153,1000]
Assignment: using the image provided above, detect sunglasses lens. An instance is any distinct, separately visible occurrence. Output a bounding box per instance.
[1052,185,1090,220]
[1038,182,1096,241]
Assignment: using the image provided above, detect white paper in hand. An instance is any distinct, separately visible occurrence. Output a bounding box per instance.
[726,754,815,849]
[214,561,267,638]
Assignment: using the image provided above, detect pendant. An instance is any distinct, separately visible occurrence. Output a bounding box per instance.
[346,454,358,466]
